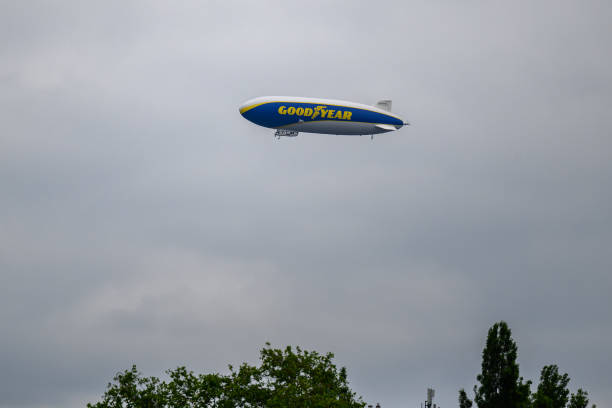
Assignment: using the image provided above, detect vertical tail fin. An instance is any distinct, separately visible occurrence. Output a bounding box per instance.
[376,100,392,111]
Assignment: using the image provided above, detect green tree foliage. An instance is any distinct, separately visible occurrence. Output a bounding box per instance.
[568,388,596,408]
[86,365,165,408]
[473,321,531,408]
[164,366,227,407]
[531,365,570,408]
[86,365,227,408]
[88,343,365,408]
[459,388,473,408]
[459,322,596,408]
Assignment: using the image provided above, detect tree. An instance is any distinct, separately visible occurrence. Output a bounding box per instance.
[473,321,531,408]
[459,388,473,408]
[531,365,570,408]
[460,322,597,408]
[88,343,365,408]
[163,366,227,407]
[86,365,226,408]
[226,343,364,408]
[568,388,596,408]
[86,365,165,408]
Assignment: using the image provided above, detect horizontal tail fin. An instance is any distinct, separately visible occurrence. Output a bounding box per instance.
[375,124,397,131]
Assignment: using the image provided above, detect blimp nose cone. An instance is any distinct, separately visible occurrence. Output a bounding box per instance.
[238,101,249,115]
[239,98,259,116]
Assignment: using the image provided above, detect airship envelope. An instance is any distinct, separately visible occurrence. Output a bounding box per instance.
[239,96,409,138]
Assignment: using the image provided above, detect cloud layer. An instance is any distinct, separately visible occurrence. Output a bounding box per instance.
[1,1,611,407]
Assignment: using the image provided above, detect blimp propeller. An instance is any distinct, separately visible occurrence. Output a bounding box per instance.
[239,96,409,139]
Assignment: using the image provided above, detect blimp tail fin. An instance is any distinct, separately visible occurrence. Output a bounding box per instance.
[376,100,392,111]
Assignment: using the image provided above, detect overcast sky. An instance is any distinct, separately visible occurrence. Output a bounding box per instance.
[1,1,611,407]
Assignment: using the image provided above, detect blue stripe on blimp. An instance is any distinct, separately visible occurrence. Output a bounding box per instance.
[241,101,402,129]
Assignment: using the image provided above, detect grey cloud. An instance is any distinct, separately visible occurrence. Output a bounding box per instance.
[1,1,611,407]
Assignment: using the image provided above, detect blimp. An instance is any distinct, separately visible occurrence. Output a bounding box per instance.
[239,96,409,138]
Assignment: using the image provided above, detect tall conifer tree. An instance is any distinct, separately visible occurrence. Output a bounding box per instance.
[473,321,531,408]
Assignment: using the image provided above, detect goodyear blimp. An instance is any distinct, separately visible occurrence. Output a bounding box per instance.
[239,96,409,138]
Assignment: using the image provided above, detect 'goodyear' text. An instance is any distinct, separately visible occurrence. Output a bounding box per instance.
[278,105,352,121]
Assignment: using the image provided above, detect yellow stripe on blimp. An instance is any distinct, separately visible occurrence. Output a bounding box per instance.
[239,102,267,114]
